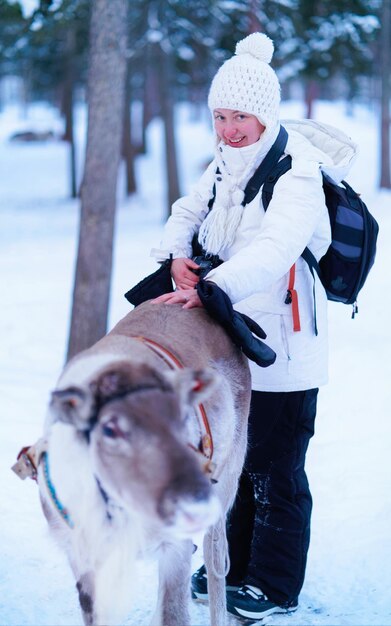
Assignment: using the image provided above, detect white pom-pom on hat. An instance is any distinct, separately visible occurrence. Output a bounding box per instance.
[235,32,274,64]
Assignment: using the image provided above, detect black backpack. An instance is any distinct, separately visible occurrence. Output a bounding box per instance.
[262,154,379,318]
[208,126,379,320]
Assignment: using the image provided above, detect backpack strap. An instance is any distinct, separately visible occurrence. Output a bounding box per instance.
[261,154,292,210]
[262,155,322,335]
[301,248,319,336]
[262,155,301,332]
[243,125,289,205]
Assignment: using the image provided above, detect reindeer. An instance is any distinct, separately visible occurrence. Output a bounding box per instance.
[15,301,251,626]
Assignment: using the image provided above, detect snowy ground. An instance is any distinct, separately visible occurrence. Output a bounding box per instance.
[0,99,390,626]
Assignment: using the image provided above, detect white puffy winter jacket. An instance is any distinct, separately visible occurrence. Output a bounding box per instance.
[154,120,358,392]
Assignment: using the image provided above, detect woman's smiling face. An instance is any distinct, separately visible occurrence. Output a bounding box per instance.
[213,109,266,147]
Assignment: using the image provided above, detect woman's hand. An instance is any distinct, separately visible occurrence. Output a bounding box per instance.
[152,288,203,309]
[171,257,200,290]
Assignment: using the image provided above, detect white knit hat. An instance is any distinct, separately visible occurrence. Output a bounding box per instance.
[208,33,280,132]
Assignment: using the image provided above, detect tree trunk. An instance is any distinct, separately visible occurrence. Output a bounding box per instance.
[248,0,262,33]
[62,78,77,198]
[140,45,159,155]
[61,29,77,199]
[157,45,180,219]
[122,62,137,195]
[305,79,318,119]
[380,0,391,189]
[67,0,127,361]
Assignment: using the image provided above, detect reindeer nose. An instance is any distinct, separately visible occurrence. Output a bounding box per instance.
[157,474,212,523]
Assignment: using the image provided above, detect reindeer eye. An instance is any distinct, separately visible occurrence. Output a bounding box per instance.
[101,416,128,440]
[102,424,118,438]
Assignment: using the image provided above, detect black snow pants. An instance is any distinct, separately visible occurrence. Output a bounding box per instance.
[226,388,318,606]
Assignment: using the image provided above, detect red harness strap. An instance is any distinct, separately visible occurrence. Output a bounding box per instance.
[286,264,301,332]
[134,336,214,461]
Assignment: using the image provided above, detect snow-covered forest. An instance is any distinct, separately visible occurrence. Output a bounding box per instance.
[1,1,391,625]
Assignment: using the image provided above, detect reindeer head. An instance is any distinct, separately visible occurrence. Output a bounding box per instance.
[49,362,171,431]
[49,361,221,537]
[92,362,221,535]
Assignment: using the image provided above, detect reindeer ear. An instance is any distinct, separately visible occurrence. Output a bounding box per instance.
[165,368,219,407]
[50,387,94,430]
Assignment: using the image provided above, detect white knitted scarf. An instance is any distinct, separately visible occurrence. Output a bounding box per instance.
[198,124,280,256]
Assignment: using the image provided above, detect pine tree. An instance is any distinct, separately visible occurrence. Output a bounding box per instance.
[294,0,379,116]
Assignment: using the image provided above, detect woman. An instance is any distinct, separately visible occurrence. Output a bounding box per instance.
[152,32,357,621]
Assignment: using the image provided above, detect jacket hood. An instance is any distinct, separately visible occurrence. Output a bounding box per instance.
[282,119,358,183]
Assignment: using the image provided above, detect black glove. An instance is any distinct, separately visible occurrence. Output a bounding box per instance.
[124,258,174,306]
[196,280,276,368]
